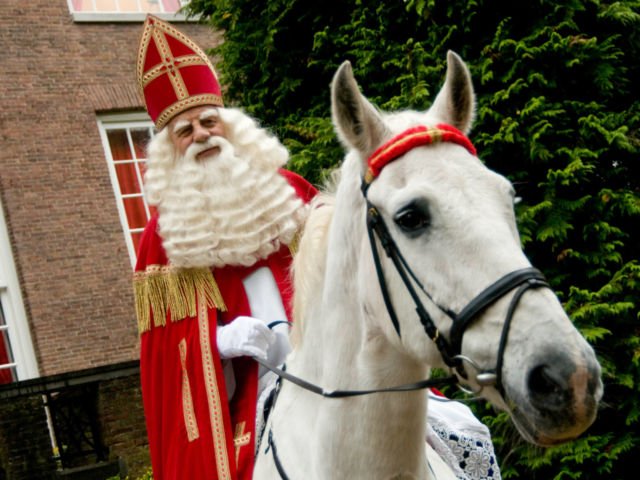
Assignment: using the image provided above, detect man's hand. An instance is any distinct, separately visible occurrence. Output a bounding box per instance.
[217,316,275,360]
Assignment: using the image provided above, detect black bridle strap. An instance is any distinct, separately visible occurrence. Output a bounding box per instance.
[366,208,402,336]
[449,268,548,356]
[367,205,458,365]
[493,279,547,394]
[254,357,458,398]
[266,429,290,480]
[367,204,458,319]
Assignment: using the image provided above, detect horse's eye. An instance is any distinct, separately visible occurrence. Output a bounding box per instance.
[394,202,430,235]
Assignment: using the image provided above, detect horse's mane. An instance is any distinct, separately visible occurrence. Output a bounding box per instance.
[290,171,340,347]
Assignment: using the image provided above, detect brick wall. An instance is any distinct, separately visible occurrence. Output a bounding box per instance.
[0,395,57,480]
[0,0,222,376]
[98,374,150,478]
[0,370,149,480]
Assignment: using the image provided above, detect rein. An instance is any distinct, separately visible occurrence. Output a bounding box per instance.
[257,358,458,480]
[254,357,458,399]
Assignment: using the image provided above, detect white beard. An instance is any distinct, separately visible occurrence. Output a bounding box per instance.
[147,134,307,268]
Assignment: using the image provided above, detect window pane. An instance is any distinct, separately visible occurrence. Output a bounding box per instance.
[137,159,148,178]
[0,364,17,385]
[131,128,151,159]
[123,196,148,229]
[70,0,184,13]
[163,0,182,11]
[0,340,18,385]
[107,129,133,161]
[120,0,141,12]
[95,0,117,12]
[141,0,162,13]
[115,162,142,195]
[0,304,16,385]
[131,231,143,254]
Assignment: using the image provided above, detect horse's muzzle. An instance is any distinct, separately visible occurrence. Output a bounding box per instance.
[507,348,603,446]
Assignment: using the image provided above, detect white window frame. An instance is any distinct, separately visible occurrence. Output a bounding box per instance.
[0,198,39,382]
[98,112,155,267]
[66,0,196,23]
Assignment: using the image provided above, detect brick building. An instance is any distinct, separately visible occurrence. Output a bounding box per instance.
[0,1,221,478]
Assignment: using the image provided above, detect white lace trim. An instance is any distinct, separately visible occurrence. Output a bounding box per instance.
[427,416,501,480]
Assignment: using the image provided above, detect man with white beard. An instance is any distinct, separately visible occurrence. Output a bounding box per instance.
[133,16,316,480]
[133,14,501,480]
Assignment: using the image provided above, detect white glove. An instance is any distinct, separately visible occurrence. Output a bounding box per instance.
[217,316,275,360]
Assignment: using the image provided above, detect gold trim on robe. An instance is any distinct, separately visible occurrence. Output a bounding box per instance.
[198,294,232,480]
[133,265,227,334]
[178,338,200,442]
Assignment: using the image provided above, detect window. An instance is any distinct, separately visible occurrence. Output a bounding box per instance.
[0,199,39,384]
[98,113,156,266]
[67,0,193,22]
[0,301,17,384]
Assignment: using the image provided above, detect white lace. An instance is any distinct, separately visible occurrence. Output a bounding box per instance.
[427,416,501,480]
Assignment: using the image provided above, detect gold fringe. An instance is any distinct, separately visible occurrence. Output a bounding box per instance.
[288,228,302,256]
[133,265,227,334]
[133,272,151,333]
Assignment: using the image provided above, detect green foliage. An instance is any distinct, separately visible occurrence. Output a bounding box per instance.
[185,0,640,477]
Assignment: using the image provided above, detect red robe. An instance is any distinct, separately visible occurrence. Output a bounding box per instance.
[133,170,317,480]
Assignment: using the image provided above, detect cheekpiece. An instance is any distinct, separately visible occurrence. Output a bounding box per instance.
[136,15,224,130]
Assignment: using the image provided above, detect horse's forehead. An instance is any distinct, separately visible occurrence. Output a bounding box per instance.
[375,144,499,195]
[383,110,437,132]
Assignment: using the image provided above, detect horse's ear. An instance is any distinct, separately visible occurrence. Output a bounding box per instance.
[331,61,389,160]
[429,51,476,134]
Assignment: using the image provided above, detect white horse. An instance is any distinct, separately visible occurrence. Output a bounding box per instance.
[253,51,603,479]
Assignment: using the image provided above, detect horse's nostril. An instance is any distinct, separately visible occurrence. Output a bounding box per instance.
[529,365,558,394]
[528,365,570,409]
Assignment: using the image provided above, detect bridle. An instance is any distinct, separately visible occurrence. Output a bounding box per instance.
[260,124,551,478]
[361,124,550,393]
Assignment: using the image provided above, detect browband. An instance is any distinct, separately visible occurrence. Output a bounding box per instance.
[364,124,477,185]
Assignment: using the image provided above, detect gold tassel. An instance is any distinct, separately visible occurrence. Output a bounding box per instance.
[195,268,227,314]
[147,266,169,328]
[133,272,151,333]
[288,228,302,256]
[167,269,190,322]
[132,265,227,334]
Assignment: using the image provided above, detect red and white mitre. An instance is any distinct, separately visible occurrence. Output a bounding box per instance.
[136,15,223,129]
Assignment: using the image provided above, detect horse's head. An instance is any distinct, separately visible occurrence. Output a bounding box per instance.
[329,51,603,446]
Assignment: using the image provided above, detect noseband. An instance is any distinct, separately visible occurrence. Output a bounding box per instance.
[361,124,550,393]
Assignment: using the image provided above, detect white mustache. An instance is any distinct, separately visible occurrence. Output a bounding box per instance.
[185,136,234,160]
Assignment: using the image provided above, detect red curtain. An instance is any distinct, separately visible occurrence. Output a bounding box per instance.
[0,351,14,385]
[0,322,15,384]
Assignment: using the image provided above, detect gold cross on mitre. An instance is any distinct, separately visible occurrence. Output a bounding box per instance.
[234,422,251,465]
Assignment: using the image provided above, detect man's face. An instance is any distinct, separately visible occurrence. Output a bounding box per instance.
[167,105,226,160]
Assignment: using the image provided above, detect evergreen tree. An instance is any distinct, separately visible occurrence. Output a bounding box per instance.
[185,1,640,478]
